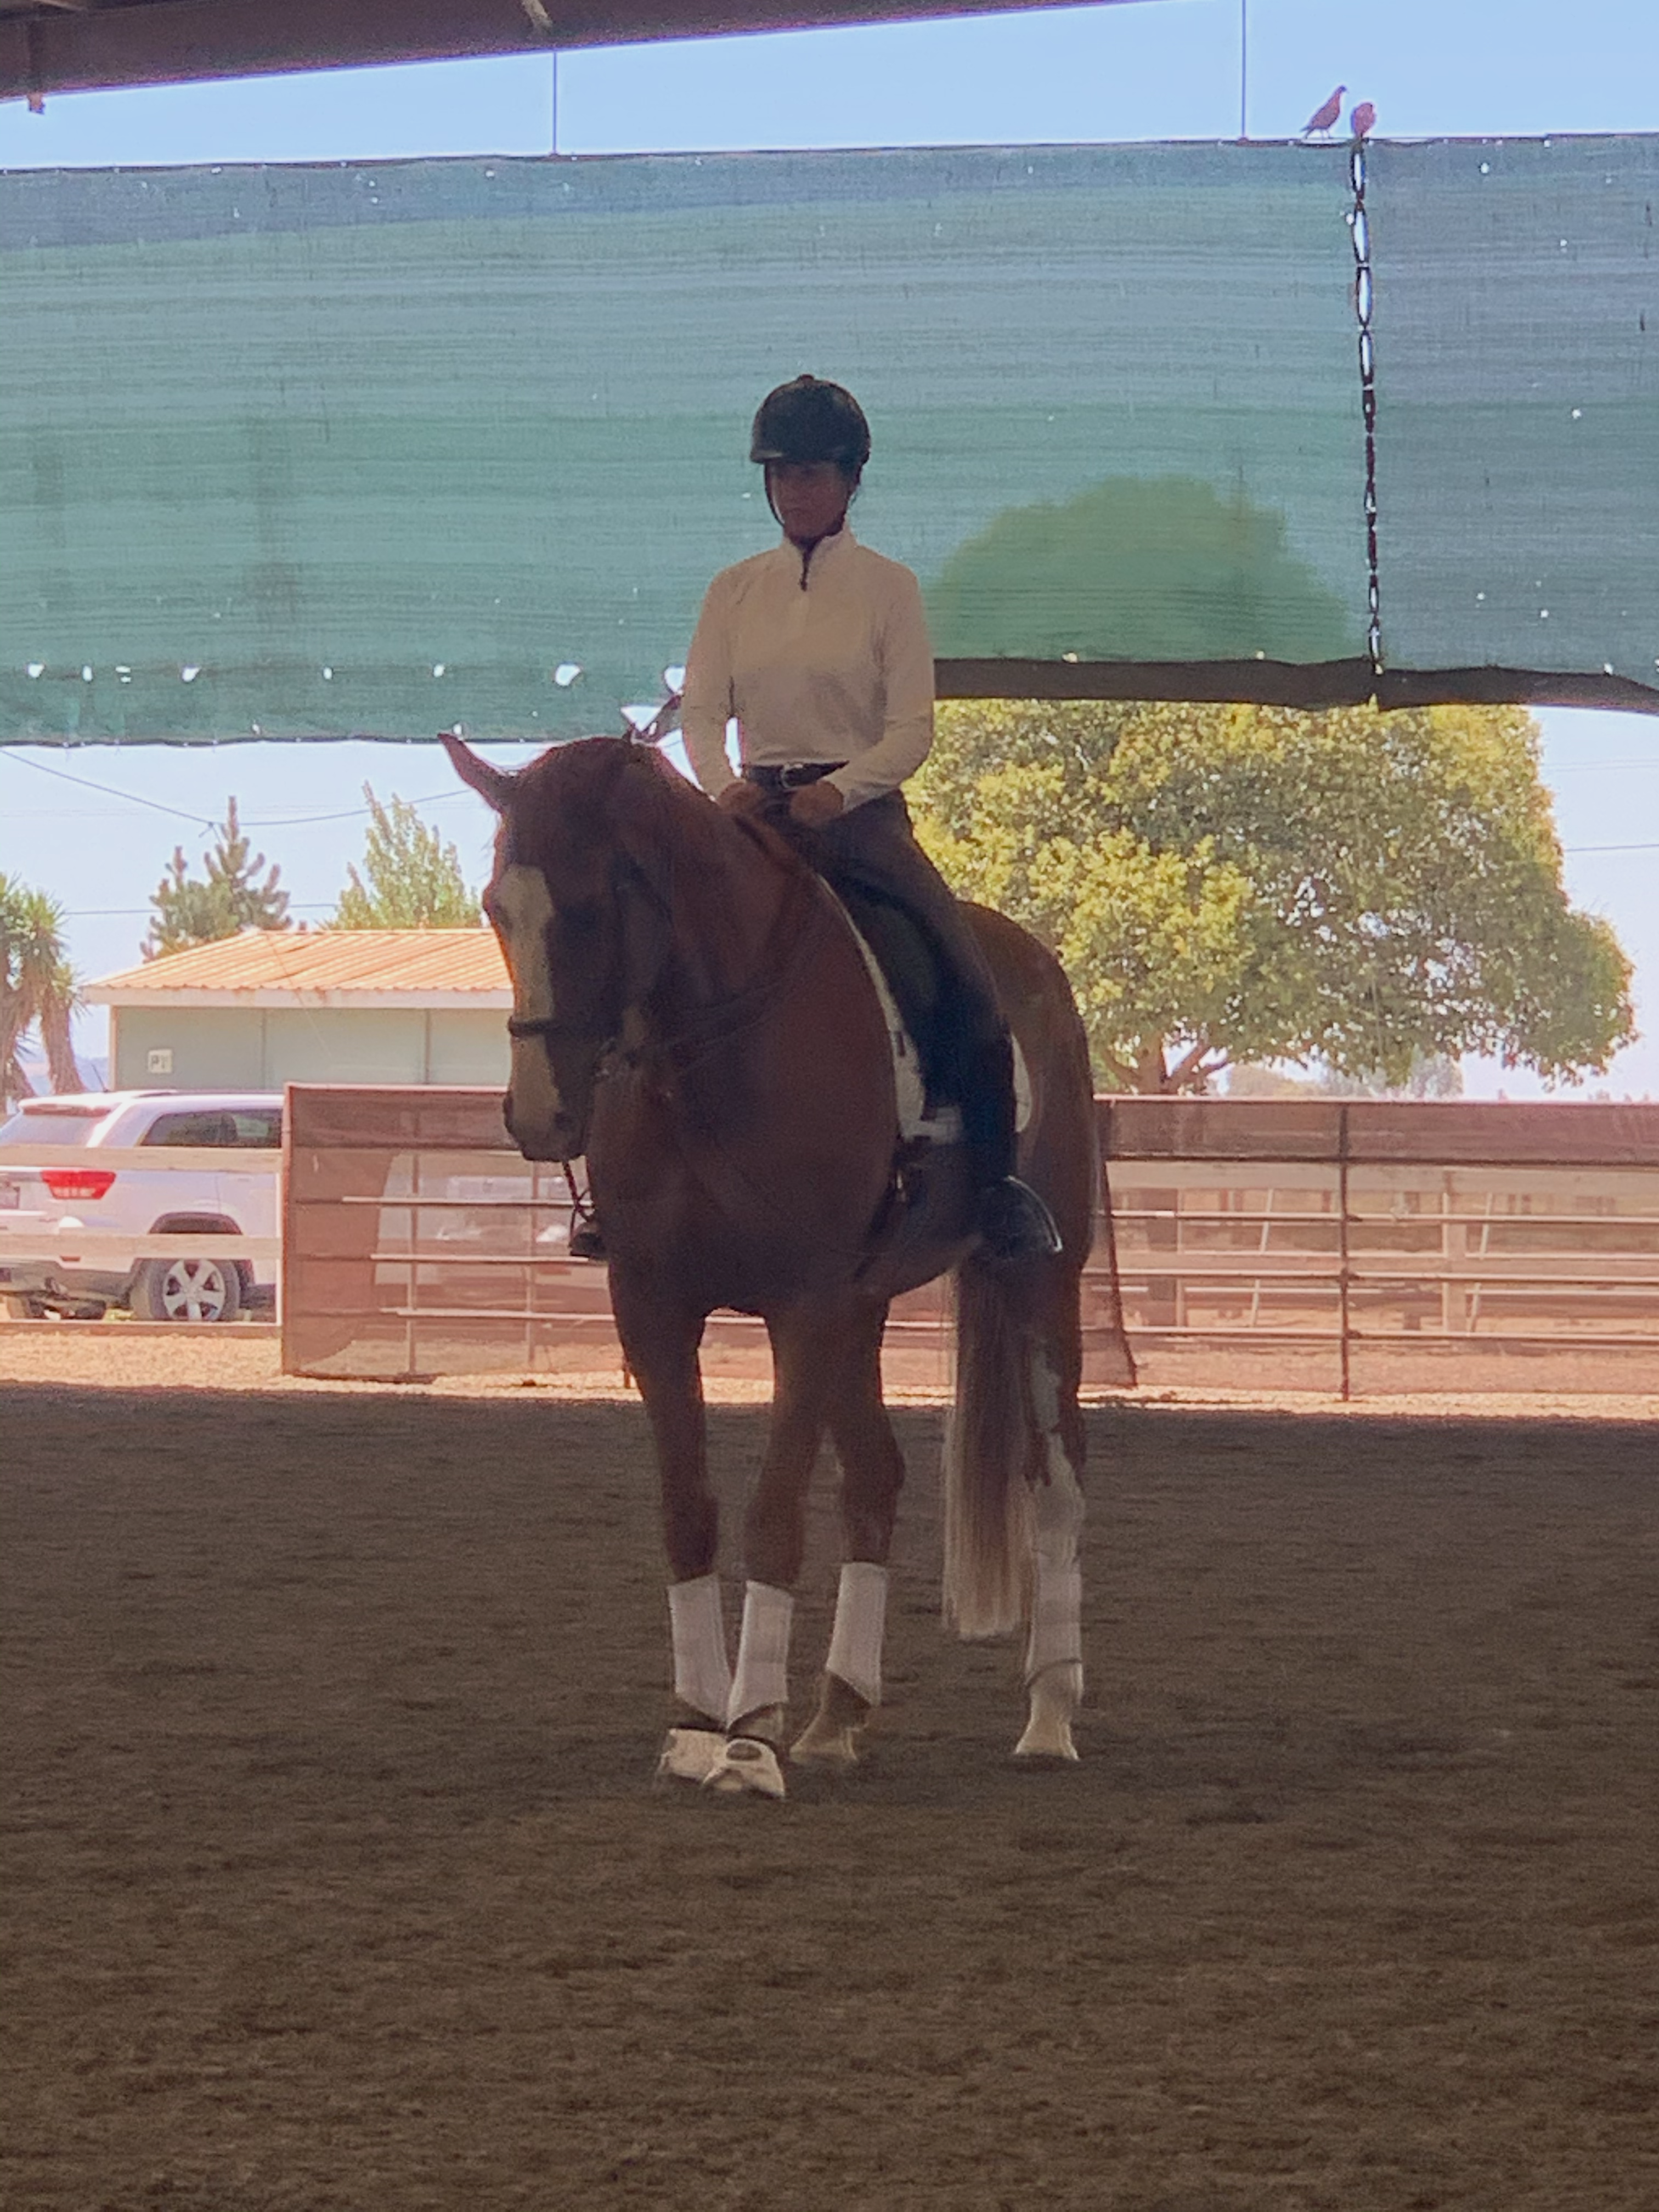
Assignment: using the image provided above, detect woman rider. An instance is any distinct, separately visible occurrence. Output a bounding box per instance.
[675,373,1062,1267]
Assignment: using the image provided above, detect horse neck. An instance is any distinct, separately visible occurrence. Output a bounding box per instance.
[646,812,808,1017]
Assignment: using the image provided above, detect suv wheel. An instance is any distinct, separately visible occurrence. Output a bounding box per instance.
[129,1255,244,1324]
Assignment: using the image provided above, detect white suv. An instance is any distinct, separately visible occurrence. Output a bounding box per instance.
[0,1091,281,1322]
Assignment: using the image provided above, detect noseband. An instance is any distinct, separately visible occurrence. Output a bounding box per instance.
[506,1013,598,1045]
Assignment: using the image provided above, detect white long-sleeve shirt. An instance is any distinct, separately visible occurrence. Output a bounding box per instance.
[680,528,935,814]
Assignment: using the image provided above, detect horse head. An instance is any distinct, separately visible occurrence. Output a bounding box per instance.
[444,733,672,1161]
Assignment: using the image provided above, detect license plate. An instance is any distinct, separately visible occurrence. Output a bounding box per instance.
[0,1178,20,1210]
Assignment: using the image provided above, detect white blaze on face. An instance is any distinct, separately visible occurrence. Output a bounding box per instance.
[494,862,565,1147]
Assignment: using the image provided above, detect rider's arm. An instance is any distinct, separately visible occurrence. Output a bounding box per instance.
[826,564,935,812]
[681,574,740,800]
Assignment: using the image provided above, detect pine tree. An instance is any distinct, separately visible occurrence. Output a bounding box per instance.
[144,798,291,958]
[333,788,481,928]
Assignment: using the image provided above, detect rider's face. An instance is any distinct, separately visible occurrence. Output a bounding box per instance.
[766,460,856,546]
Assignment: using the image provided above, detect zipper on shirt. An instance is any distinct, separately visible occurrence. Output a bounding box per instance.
[793,524,843,590]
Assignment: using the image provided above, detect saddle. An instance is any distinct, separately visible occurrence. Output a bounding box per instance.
[827,885,1030,1147]
[826,887,957,1144]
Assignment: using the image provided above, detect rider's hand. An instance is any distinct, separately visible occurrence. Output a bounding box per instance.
[789,780,846,828]
[716,778,767,817]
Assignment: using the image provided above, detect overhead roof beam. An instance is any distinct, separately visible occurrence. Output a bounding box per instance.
[0,0,1150,102]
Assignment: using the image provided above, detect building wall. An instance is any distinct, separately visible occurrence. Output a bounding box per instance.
[426,1012,509,1086]
[112,1007,510,1091]
[113,1006,264,1090]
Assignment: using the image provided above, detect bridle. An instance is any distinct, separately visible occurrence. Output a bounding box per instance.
[505,1012,600,1046]
[501,818,881,1260]
[497,697,687,1063]
[503,831,828,1090]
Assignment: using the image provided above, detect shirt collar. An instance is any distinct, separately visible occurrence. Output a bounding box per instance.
[772,524,857,577]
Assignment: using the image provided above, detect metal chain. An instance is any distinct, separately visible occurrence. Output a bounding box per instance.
[1348,140,1383,678]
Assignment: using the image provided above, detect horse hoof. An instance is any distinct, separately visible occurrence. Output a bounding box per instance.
[1013,1724,1080,1763]
[791,1717,861,1769]
[703,1736,787,1799]
[656,1726,726,1785]
[1014,1665,1082,1762]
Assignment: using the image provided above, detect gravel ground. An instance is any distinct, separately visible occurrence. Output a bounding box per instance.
[5,1361,1657,2211]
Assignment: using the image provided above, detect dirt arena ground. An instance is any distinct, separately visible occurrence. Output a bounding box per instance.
[3,1336,1656,2211]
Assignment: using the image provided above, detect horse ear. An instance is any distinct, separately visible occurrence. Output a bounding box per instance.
[441,732,515,813]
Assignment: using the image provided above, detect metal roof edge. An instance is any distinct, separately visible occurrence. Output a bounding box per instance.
[88,988,514,1011]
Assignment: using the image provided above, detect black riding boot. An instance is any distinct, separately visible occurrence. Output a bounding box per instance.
[568,1217,607,1262]
[961,1029,1064,1265]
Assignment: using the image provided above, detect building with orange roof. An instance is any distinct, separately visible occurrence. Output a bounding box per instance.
[87,930,511,1092]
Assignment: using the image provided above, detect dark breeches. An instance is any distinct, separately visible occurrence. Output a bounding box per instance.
[771,790,1017,1184]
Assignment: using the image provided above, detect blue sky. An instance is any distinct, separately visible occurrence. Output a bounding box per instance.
[4,0,1659,1094]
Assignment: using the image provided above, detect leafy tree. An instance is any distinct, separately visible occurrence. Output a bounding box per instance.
[913,699,1634,1093]
[1,876,82,1109]
[333,788,480,928]
[927,477,1361,664]
[1228,1053,1464,1100]
[145,798,290,957]
[1229,1052,1464,1101]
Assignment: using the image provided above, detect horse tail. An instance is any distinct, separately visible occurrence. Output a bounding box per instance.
[941,1253,1037,1638]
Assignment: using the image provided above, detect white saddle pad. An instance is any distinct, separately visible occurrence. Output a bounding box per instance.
[832,895,1031,1146]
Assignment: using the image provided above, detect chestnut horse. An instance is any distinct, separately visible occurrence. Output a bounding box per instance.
[445,732,1094,1798]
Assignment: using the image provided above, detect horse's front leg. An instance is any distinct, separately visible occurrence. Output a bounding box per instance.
[793,1300,904,1770]
[609,1273,732,1770]
[704,1300,852,1798]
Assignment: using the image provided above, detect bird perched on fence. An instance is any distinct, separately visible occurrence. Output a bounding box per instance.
[1350,100,1376,139]
[1301,85,1346,138]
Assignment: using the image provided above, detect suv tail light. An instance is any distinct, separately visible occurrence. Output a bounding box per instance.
[41,1169,117,1201]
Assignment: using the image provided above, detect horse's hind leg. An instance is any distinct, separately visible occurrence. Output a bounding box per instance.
[794,1301,904,1769]
[1015,1290,1086,1763]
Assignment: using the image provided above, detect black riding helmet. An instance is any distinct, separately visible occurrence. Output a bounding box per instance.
[749,375,872,473]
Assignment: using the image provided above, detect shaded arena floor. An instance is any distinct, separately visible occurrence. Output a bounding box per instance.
[3,1357,1656,2210]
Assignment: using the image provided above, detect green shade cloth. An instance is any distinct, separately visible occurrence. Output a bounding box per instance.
[1,137,1655,747]
[1369,136,1659,691]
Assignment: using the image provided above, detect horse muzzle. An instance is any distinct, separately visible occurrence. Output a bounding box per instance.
[501,1088,589,1163]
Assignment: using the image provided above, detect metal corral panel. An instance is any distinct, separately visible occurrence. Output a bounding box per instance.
[281,1086,1659,1394]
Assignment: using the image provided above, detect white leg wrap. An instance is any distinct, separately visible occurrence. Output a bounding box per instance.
[825,1561,889,1709]
[1025,1348,1085,1689]
[727,1581,794,1728]
[667,1574,731,1725]
[1024,1559,1084,1684]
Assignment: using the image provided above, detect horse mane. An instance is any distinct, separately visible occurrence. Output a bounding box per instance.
[515,735,770,862]
[512,736,801,974]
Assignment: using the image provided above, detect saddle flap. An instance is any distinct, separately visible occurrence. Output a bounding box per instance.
[829,893,1029,1146]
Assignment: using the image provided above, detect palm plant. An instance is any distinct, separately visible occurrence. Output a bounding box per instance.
[0,876,83,1110]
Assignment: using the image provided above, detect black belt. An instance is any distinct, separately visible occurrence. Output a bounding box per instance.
[742,761,847,793]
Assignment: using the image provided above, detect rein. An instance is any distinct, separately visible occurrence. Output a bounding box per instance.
[512,776,891,1260]
[651,848,832,1081]
[514,819,834,1116]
